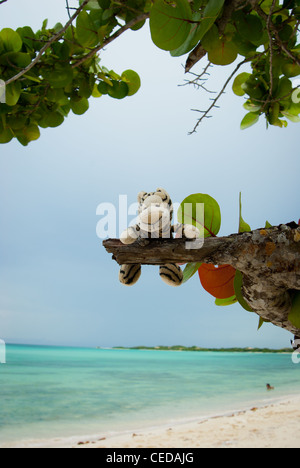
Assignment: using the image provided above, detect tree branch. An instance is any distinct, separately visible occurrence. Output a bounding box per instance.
[254,3,300,68]
[103,222,300,336]
[5,0,89,86]
[72,13,150,69]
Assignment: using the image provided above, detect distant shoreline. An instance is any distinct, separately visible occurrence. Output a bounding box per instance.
[110,345,293,353]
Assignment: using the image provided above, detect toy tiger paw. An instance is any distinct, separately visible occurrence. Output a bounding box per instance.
[119,188,200,287]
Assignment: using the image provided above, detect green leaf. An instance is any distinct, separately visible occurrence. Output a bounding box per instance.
[70,97,89,115]
[265,220,272,228]
[0,126,14,144]
[243,101,261,112]
[240,112,260,130]
[98,0,110,8]
[257,316,265,330]
[215,295,237,306]
[193,0,226,43]
[232,73,251,97]
[239,192,251,233]
[150,0,192,51]
[43,112,65,128]
[208,40,238,66]
[107,81,129,99]
[121,70,141,96]
[16,26,36,51]
[233,12,263,45]
[76,10,99,48]
[0,28,22,52]
[15,124,40,146]
[281,111,300,122]
[170,11,202,56]
[0,52,31,68]
[42,64,73,89]
[98,81,109,94]
[288,291,300,328]
[178,193,221,238]
[234,270,254,312]
[5,81,22,106]
[182,262,202,283]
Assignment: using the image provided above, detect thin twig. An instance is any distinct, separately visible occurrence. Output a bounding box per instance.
[66,0,72,20]
[188,58,250,134]
[5,0,89,86]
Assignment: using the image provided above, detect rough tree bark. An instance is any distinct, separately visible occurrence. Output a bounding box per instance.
[103,222,300,338]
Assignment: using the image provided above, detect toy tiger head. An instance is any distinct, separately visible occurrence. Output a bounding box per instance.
[137,188,173,238]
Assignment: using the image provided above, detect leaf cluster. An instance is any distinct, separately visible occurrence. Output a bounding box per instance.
[0,0,145,145]
[1,0,300,144]
[149,0,300,129]
[177,192,300,331]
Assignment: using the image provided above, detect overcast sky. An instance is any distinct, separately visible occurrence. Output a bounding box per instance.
[0,0,299,348]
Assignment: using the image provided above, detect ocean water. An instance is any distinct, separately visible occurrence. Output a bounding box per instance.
[0,344,300,447]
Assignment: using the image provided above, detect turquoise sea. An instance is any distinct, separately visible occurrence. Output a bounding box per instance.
[0,344,300,447]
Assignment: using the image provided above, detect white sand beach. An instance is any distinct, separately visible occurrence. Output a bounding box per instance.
[73,396,300,449]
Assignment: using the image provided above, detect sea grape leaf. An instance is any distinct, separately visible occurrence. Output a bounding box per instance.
[288,292,300,329]
[215,295,237,306]
[15,124,40,146]
[233,12,264,45]
[76,10,99,48]
[150,0,192,51]
[198,264,236,299]
[239,192,251,233]
[208,40,238,66]
[178,193,221,238]
[42,112,65,128]
[240,112,260,130]
[98,0,111,8]
[234,270,254,312]
[170,11,202,56]
[16,26,36,51]
[193,0,226,43]
[5,81,22,106]
[0,52,31,68]
[121,70,141,96]
[42,64,74,89]
[232,73,251,96]
[107,81,129,99]
[257,316,265,330]
[0,28,22,52]
[0,127,14,143]
[182,262,202,283]
[70,97,90,115]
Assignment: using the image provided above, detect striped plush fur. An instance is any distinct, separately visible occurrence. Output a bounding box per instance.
[119,264,142,286]
[159,264,183,287]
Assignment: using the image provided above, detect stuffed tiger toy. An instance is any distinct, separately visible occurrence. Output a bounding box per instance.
[119,188,200,287]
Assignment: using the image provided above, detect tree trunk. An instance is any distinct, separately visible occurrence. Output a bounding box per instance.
[103,222,300,337]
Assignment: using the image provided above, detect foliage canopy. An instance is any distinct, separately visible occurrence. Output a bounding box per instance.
[0,0,299,145]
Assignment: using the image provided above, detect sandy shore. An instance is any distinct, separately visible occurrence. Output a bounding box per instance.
[73,396,300,449]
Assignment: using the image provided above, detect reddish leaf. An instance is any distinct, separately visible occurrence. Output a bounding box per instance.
[198,264,236,299]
